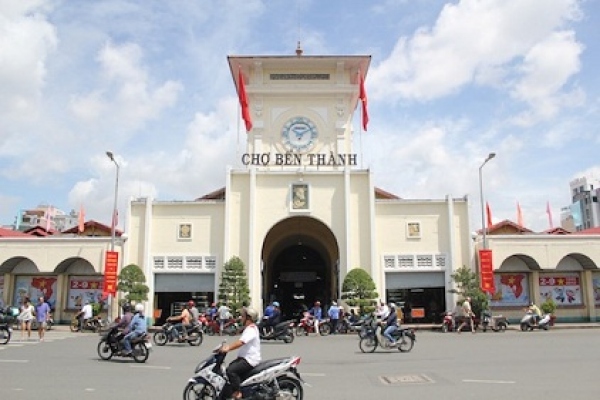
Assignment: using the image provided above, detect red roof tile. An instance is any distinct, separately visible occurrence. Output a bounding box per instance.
[0,227,32,237]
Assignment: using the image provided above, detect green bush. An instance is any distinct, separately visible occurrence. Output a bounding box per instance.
[541,298,557,315]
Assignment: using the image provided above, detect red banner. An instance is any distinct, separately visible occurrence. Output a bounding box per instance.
[479,249,495,294]
[103,251,119,296]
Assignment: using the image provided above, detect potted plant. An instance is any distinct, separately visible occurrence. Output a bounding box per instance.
[540,298,557,325]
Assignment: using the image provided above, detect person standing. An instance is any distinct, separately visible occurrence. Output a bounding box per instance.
[457,296,475,334]
[217,303,231,336]
[219,307,261,400]
[328,302,340,334]
[309,301,323,335]
[35,296,51,342]
[18,298,35,341]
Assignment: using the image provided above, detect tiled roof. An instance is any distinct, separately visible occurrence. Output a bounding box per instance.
[577,227,600,234]
[61,220,122,235]
[0,227,32,237]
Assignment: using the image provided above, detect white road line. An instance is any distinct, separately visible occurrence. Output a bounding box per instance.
[0,359,29,363]
[463,379,516,384]
[130,365,172,370]
[301,373,326,377]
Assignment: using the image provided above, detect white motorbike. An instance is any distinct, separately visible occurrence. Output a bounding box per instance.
[183,343,305,400]
[520,311,551,331]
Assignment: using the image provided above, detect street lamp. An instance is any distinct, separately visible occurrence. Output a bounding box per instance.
[106,151,120,251]
[479,152,496,249]
[106,151,120,322]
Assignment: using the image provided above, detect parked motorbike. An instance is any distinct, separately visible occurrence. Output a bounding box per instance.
[205,317,240,336]
[359,321,416,353]
[183,342,305,400]
[31,315,54,331]
[441,311,455,333]
[259,320,295,343]
[520,311,551,331]
[481,310,509,332]
[153,321,204,346]
[97,325,151,363]
[70,315,104,333]
[295,312,331,336]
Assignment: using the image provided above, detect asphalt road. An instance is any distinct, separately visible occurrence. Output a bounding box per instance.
[1,326,599,399]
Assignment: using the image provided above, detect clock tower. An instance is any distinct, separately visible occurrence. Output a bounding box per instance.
[228,50,371,169]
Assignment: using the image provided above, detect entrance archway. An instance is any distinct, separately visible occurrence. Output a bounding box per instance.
[261,216,339,319]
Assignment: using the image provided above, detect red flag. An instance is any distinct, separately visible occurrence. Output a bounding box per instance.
[546,201,554,229]
[486,202,493,228]
[517,202,524,226]
[44,206,52,231]
[78,204,85,233]
[238,67,252,132]
[359,72,369,131]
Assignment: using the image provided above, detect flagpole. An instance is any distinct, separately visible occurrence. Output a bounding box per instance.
[479,152,496,249]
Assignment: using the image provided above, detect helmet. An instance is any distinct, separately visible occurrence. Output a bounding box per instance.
[188,300,195,307]
[122,304,131,313]
[331,301,337,306]
[272,301,280,307]
[134,304,144,313]
[389,303,396,310]
[243,307,259,322]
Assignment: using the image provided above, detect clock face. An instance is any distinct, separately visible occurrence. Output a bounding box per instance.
[281,117,318,152]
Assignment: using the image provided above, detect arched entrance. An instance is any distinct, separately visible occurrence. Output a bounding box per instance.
[261,216,339,319]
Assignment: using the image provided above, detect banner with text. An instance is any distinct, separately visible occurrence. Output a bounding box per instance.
[103,251,119,296]
[478,249,495,294]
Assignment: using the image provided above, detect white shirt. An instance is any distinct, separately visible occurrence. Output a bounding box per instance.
[82,304,93,319]
[19,304,34,321]
[377,304,390,319]
[237,324,261,367]
[218,305,229,320]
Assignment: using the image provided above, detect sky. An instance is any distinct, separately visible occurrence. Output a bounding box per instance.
[1,0,600,233]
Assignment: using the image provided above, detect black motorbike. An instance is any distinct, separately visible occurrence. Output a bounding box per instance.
[260,320,295,343]
[97,325,151,363]
[70,315,104,333]
[153,321,204,346]
[0,322,11,345]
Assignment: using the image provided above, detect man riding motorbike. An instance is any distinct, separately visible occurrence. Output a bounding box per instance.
[112,304,133,343]
[527,302,542,325]
[383,303,399,346]
[76,300,93,331]
[122,304,147,356]
[168,302,191,340]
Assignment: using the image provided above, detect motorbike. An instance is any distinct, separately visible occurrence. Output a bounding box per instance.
[153,321,204,346]
[441,311,455,333]
[205,317,240,336]
[97,325,151,363]
[0,322,11,345]
[70,315,104,333]
[481,310,509,332]
[295,312,331,336]
[183,342,305,400]
[259,320,295,343]
[520,311,551,331]
[359,321,416,353]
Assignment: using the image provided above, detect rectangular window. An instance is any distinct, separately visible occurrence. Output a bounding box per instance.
[167,256,184,269]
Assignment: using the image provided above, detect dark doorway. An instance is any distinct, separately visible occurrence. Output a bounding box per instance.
[267,244,329,320]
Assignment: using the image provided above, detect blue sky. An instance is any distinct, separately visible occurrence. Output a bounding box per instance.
[1,0,599,232]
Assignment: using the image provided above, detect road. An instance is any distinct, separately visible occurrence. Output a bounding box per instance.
[0,326,599,399]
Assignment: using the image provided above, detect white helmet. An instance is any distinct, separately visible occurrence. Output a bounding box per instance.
[134,303,144,313]
[243,307,259,322]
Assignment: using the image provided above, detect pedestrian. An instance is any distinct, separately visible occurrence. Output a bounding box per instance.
[308,301,322,335]
[457,296,475,334]
[35,296,51,342]
[328,302,340,334]
[217,303,230,336]
[18,297,35,341]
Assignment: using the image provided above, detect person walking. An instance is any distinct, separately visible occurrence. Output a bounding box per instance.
[34,296,51,342]
[328,302,340,334]
[18,297,35,341]
[308,301,323,335]
[457,296,475,334]
[217,303,231,336]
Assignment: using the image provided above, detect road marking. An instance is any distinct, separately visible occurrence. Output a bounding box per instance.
[463,379,516,384]
[0,359,29,363]
[302,373,326,377]
[84,388,96,391]
[130,365,172,370]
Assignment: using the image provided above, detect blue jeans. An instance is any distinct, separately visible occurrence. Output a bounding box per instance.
[123,332,142,353]
[384,325,398,344]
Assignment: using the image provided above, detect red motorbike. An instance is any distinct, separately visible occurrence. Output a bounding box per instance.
[204,317,240,336]
[295,312,331,336]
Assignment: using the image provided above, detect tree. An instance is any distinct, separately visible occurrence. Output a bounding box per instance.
[117,263,149,304]
[341,268,378,314]
[448,265,488,316]
[218,256,250,314]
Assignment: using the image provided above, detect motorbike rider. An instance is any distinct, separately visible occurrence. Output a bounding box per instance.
[76,300,94,331]
[266,301,282,335]
[113,303,133,343]
[122,303,147,356]
[383,303,399,346]
[168,302,191,340]
[219,307,261,400]
[527,302,542,325]
[375,300,390,320]
[188,300,200,326]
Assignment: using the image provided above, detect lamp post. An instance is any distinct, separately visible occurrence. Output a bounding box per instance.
[106,151,120,322]
[479,152,496,249]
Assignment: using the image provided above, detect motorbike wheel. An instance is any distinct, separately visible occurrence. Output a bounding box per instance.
[358,327,368,339]
[398,335,415,353]
[319,323,331,336]
[97,339,113,360]
[295,326,307,337]
[0,327,11,345]
[520,323,528,332]
[153,331,168,346]
[206,325,217,336]
[441,323,448,333]
[183,381,217,400]
[70,319,79,332]
[283,331,295,344]
[276,377,303,400]
[496,322,507,332]
[92,320,101,333]
[132,342,149,363]
[359,336,377,353]
[46,321,53,331]
[188,332,203,346]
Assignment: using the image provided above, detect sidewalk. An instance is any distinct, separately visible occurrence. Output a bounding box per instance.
[405,322,600,331]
